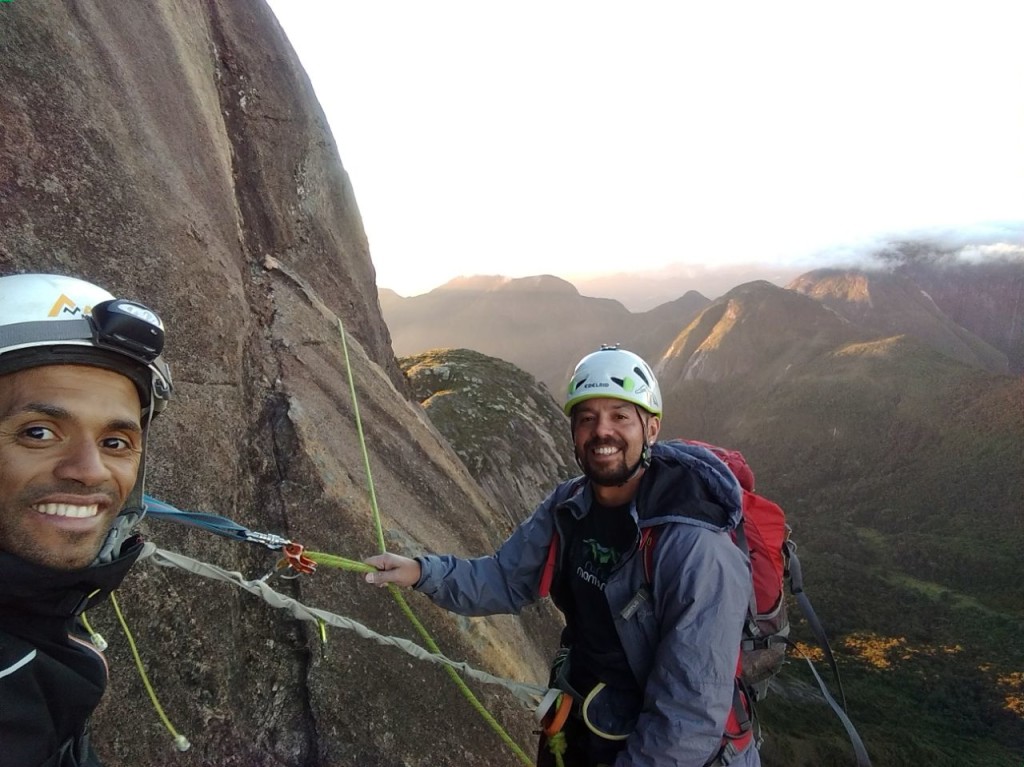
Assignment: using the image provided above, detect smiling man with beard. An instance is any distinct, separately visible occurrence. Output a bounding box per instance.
[0,273,173,767]
[365,346,759,767]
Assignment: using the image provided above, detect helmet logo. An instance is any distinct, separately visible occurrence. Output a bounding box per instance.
[47,294,93,318]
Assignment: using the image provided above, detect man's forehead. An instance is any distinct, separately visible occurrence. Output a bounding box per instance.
[0,365,142,419]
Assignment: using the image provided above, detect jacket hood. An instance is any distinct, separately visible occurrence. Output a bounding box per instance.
[0,536,144,619]
[635,440,743,531]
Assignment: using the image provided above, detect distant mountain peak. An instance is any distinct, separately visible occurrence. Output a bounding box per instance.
[789,268,1009,373]
[721,279,789,298]
[789,268,878,305]
[435,274,579,294]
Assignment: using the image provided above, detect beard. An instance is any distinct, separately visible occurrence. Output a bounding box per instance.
[578,437,639,487]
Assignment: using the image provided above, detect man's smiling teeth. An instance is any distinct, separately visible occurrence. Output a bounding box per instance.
[594,446,618,455]
[34,503,99,519]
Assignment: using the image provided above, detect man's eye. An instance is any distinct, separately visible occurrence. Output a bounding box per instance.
[21,425,57,441]
[102,437,132,450]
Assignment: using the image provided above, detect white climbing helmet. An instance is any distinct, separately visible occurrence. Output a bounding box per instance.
[0,273,172,416]
[564,345,662,417]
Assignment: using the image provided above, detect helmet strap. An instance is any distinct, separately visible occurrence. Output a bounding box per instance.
[93,407,153,564]
[639,440,652,469]
[637,406,653,470]
[606,408,653,487]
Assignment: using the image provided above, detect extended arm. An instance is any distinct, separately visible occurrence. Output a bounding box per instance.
[363,483,573,616]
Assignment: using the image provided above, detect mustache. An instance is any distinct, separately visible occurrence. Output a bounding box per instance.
[584,436,626,452]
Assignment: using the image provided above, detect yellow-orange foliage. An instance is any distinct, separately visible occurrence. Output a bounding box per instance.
[997,671,1024,719]
[841,633,963,670]
[791,641,825,662]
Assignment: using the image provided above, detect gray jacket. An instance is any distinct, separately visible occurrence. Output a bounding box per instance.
[416,440,760,767]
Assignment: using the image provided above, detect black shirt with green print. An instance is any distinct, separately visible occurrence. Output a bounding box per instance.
[563,500,641,696]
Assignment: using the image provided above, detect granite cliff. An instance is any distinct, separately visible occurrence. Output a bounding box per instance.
[1,2,555,765]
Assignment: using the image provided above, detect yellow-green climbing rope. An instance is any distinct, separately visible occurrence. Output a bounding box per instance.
[337,319,535,767]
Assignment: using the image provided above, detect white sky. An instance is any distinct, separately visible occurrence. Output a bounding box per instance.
[265,1,1024,297]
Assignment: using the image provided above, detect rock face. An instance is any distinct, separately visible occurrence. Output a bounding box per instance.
[401,348,578,527]
[0,3,554,766]
[893,257,1024,374]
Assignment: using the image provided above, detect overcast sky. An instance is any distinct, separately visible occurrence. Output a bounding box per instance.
[265,1,1024,297]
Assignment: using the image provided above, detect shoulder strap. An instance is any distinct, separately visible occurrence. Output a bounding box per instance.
[786,542,846,706]
[538,477,586,598]
[639,526,656,584]
[539,532,560,598]
[731,520,764,638]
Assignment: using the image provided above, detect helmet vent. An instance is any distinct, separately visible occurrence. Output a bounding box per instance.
[632,366,651,386]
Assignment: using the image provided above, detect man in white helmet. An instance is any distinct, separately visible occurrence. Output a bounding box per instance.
[0,273,172,767]
[365,346,759,766]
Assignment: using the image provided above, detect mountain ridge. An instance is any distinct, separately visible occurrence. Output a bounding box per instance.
[382,254,1024,380]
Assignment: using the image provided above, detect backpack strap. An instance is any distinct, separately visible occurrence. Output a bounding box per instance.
[539,532,560,599]
[639,526,656,583]
[786,541,847,707]
[785,542,873,766]
[790,642,873,767]
[538,477,587,599]
[705,659,755,766]
[730,520,764,640]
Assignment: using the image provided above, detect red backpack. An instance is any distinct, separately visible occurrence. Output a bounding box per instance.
[662,440,792,701]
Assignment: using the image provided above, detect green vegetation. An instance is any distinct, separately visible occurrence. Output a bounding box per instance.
[665,338,1024,765]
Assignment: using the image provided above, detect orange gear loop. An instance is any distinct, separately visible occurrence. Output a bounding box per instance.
[542,692,574,737]
[280,543,317,575]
